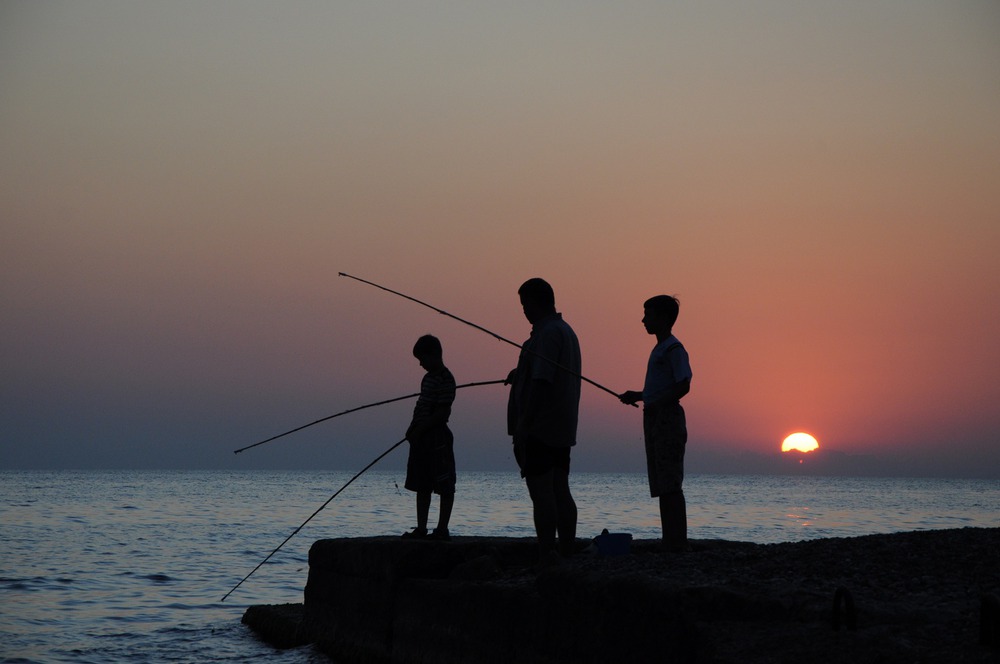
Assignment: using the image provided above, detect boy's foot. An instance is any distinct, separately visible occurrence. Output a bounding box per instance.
[401,527,428,539]
[428,528,451,541]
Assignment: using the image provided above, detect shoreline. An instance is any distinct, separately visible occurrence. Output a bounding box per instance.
[244,527,1000,663]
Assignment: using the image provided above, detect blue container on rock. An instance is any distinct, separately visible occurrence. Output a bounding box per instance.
[595,531,632,556]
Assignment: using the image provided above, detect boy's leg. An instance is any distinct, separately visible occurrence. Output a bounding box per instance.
[416,490,431,531]
[646,403,688,552]
[436,492,454,532]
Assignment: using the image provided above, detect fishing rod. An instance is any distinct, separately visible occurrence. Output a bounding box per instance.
[221,437,407,602]
[339,272,633,405]
[233,379,506,455]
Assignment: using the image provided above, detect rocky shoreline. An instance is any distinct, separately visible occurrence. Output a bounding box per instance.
[243,527,999,663]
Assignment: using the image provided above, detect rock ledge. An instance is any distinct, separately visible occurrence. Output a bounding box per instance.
[243,527,1000,663]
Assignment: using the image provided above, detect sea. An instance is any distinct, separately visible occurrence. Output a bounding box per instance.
[2,469,998,663]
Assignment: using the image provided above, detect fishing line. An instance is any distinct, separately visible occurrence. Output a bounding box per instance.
[221,437,407,602]
[338,272,634,405]
[233,379,506,454]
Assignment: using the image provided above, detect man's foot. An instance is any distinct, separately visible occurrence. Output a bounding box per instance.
[559,539,581,558]
[428,528,451,541]
[534,549,564,571]
[401,527,428,539]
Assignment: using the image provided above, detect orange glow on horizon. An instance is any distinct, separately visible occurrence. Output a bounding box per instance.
[782,432,820,453]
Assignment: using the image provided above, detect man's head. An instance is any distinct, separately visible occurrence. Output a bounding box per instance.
[517,278,556,324]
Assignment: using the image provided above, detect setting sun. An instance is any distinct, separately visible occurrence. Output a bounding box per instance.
[781,432,820,453]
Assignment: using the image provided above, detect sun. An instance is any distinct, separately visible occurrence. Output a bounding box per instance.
[781,432,819,453]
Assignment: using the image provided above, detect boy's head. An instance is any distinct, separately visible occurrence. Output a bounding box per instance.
[642,295,680,335]
[518,278,555,323]
[413,334,444,371]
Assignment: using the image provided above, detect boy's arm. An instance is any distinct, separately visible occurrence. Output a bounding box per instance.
[619,390,643,405]
[661,378,690,403]
[619,379,690,406]
[405,402,452,442]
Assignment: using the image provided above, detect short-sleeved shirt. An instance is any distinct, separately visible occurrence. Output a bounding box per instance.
[507,313,581,447]
[412,367,456,425]
[406,367,456,494]
[642,336,692,407]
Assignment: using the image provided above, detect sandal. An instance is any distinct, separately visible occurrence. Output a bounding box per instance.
[401,527,428,539]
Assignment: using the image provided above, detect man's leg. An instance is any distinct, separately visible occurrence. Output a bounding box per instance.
[659,489,687,552]
[552,467,577,556]
[525,470,558,555]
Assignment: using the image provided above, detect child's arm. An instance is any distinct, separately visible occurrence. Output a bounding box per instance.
[662,378,690,402]
[619,390,643,405]
[406,402,452,442]
[619,379,690,406]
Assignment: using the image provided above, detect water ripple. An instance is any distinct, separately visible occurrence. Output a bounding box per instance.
[1,469,997,662]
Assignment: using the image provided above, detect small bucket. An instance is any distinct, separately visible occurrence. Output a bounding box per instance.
[594,532,632,556]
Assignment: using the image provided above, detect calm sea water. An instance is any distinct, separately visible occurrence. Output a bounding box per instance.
[2,470,998,663]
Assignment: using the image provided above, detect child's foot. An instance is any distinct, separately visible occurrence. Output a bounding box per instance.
[401,527,428,539]
[428,528,451,541]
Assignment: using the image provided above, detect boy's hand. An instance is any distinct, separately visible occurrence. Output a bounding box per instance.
[619,390,642,406]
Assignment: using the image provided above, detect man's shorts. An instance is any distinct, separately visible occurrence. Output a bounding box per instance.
[513,434,571,478]
[643,400,687,497]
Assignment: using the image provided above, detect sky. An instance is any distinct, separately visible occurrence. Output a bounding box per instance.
[2,1,999,478]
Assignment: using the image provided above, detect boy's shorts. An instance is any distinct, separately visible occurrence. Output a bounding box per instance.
[643,400,687,497]
[405,426,456,495]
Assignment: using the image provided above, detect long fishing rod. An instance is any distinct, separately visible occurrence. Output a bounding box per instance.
[339,272,633,405]
[221,437,407,602]
[233,379,506,455]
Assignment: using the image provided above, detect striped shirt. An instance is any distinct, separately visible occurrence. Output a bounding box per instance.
[412,367,456,423]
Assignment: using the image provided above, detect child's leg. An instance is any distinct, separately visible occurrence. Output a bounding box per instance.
[416,490,431,530]
[436,492,454,531]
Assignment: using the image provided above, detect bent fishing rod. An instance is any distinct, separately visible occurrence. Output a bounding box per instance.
[339,272,634,405]
[221,436,407,602]
[233,379,505,455]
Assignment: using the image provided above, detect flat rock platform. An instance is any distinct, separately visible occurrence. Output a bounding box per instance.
[243,527,999,663]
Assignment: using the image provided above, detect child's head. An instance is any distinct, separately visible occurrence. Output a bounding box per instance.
[643,295,680,331]
[413,335,444,370]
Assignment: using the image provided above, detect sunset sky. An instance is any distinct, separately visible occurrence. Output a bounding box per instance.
[3,1,999,478]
